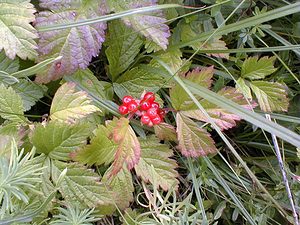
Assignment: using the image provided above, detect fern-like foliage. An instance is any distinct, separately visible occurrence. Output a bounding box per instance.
[0,140,43,217]
[49,205,98,225]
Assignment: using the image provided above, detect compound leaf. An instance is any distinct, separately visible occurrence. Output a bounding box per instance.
[52,160,113,210]
[250,81,289,112]
[0,84,27,123]
[135,136,179,191]
[114,65,165,99]
[182,87,257,130]
[102,166,134,210]
[12,79,47,111]
[31,121,90,161]
[241,56,277,80]
[111,117,141,175]
[35,0,107,83]
[50,82,100,123]
[111,0,170,50]
[0,0,38,60]
[74,125,117,166]
[176,113,217,157]
[105,20,143,81]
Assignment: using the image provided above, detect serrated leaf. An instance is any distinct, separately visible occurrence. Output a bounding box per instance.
[31,121,90,161]
[250,81,289,112]
[12,79,47,111]
[51,160,113,210]
[50,82,100,123]
[114,65,165,99]
[170,67,214,110]
[236,77,252,99]
[153,49,183,73]
[203,38,229,59]
[0,50,19,74]
[241,56,277,80]
[35,0,107,83]
[182,87,257,130]
[74,125,117,166]
[111,117,141,175]
[102,166,134,210]
[112,0,170,50]
[176,113,217,157]
[105,20,143,80]
[0,84,27,123]
[0,0,38,60]
[135,136,179,191]
[154,123,177,141]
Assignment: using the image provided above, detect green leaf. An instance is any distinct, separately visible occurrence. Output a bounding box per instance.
[182,87,257,130]
[250,81,289,112]
[176,113,217,157]
[111,117,141,175]
[50,82,101,123]
[0,0,38,60]
[105,20,143,80]
[170,67,214,110]
[152,49,183,74]
[236,77,252,99]
[102,166,134,210]
[135,136,179,191]
[12,79,47,111]
[241,56,277,80]
[51,160,113,209]
[113,65,165,99]
[31,121,90,161]
[0,84,27,123]
[74,125,117,166]
[0,50,19,74]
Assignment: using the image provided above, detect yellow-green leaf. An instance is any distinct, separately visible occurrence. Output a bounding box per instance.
[50,82,100,123]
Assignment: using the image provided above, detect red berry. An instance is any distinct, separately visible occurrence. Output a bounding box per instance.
[119,105,128,115]
[152,115,162,125]
[147,108,158,119]
[141,114,151,125]
[128,101,138,112]
[158,109,166,119]
[140,101,151,111]
[151,102,160,109]
[122,95,134,105]
[142,92,155,103]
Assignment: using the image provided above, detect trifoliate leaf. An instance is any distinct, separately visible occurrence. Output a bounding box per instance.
[74,125,117,166]
[0,84,27,123]
[241,56,277,80]
[111,0,170,50]
[114,65,165,99]
[154,123,177,141]
[35,0,107,83]
[0,0,38,60]
[52,160,114,210]
[176,113,217,157]
[102,166,134,210]
[111,117,141,175]
[31,121,90,161]
[170,67,214,110]
[135,136,179,191]
[236,77,252,99]
[250,81,289,112]
[50,82,100,123]
[105,20,143,81]
[12,79,47,111]
[182,87,257,130]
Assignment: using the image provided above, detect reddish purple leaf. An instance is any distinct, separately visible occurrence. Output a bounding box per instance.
[35,0,107,83]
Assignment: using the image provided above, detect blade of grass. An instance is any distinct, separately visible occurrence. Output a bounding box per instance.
[172,2,300,49]
[37,4,183,32]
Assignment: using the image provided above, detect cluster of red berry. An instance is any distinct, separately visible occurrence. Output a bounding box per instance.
[118,92,166,127]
